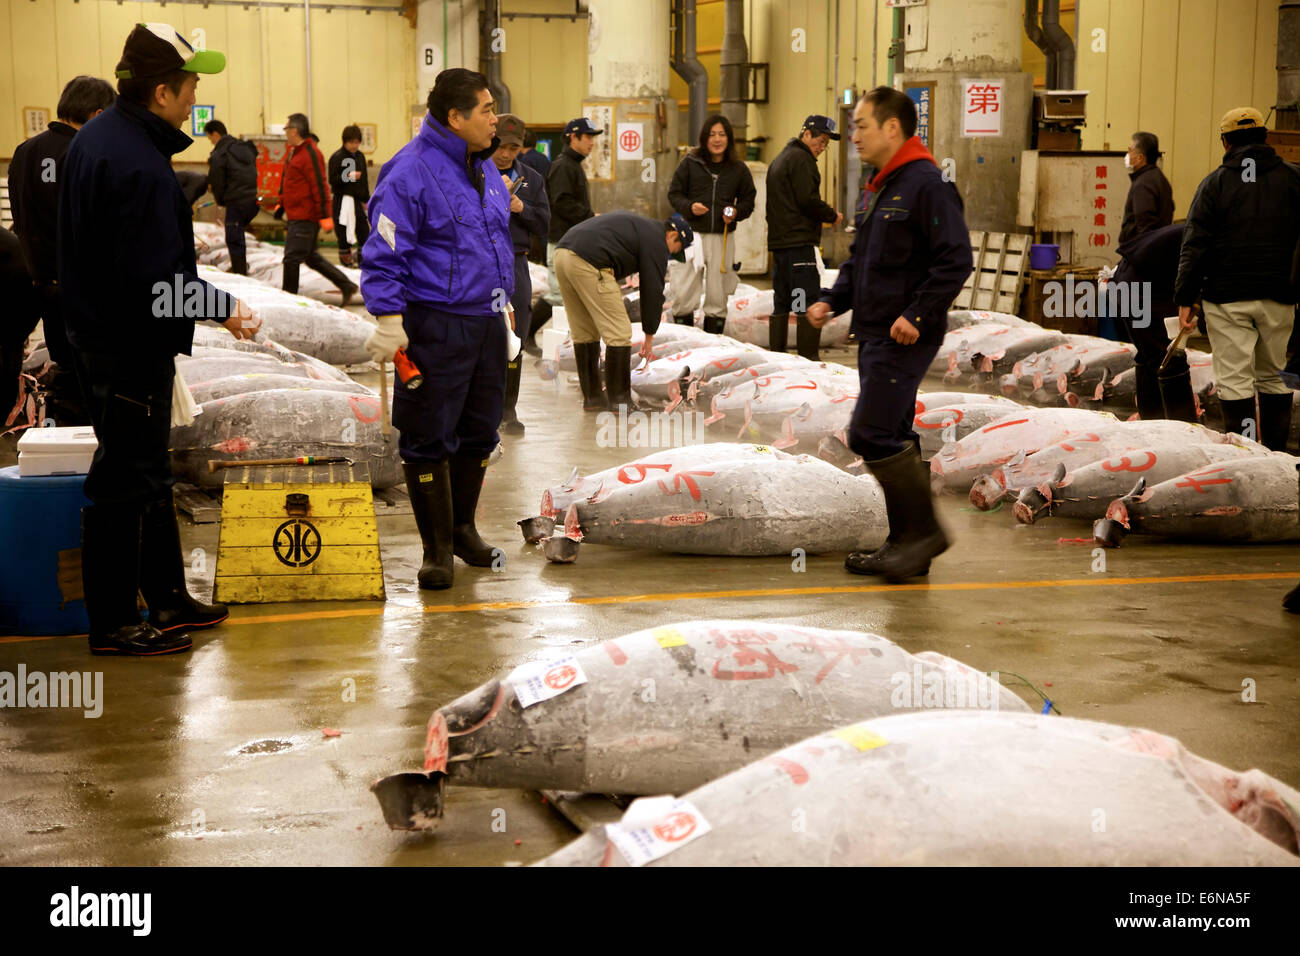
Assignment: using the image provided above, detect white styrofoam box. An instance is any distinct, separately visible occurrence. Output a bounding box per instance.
[540,327,568,362]
[18,451,95,477]
[550,306,569,333]
[17,426,97,477]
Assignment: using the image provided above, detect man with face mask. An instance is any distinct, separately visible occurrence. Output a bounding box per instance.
[1118,131,1174,246]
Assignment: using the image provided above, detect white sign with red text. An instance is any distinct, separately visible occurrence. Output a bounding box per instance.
[507,655,588,708]
[961,79,1003,137]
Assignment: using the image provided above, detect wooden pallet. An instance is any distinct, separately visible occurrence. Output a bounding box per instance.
[954,230,1031,314]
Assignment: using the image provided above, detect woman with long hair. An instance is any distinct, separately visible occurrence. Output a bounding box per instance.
[666,114,756,333]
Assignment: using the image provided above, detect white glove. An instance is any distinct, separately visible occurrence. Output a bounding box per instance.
[366,314,408,365]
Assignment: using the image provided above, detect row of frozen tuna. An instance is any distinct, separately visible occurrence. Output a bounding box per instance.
[169,324,401,489]
[193,221,363,308]
[370,619,1300,866]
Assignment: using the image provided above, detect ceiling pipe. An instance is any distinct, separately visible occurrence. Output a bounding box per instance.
[1041,0,1075,89]
[481,0,511,112]
[671,0,708,143]
[720,0,748,147]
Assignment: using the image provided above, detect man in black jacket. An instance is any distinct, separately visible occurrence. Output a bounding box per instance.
[60,23,260,656]
[555,212,688,412]
[766,115,842,359]
[328,124,371,267]
[9,75,116,424]
[1118,131,1174,246]
[1175,107,1300,451]
[0,227,40,425]
[810,88,971,582]
[492,114,549,434]
[205,118,260,274]
[537,117,601,338]
[666,114,757,333]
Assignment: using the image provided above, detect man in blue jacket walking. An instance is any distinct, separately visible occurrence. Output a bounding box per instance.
[808,87,972,582]
[60,23,260,655]
[361,68,514,591]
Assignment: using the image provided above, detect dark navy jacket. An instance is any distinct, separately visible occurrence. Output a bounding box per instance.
[57,97,236,359]
[500,158,550,255]
[361,113,513,318]
[823,153,971,344]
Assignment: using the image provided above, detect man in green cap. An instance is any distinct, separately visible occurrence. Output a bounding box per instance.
[59,22,260,656]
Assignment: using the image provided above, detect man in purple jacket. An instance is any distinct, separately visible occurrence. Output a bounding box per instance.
[361,68,514,591]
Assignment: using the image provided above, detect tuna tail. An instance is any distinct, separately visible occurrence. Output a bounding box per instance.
[1013,463,1067,525]
[666,378,683,413]
[1094,478,1145,548]
[518,515,556,544]
[817,434,856,468]
[370,771,446,831]
[1092,369,1109,403]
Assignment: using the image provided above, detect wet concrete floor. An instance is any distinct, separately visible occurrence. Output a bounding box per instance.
[2,319,1297,867]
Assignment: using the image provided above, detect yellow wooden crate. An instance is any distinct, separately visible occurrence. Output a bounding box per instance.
[214,462,385,604]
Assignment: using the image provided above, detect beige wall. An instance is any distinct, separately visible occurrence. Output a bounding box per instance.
[0,0,418,164]
[499,4,588,125]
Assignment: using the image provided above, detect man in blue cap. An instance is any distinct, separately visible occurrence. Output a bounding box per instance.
[59,22,260,656]
[531,116,602,344]
[361,68,514,592]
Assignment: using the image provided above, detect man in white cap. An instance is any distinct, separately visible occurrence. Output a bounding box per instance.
[59,23,260,656]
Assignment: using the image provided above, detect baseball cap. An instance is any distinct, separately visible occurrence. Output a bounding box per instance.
[667,213,694,261]
[115,23,226,79]
[1219,107,1266,134]
[802,115,841,141]
[497,113,526,147]
[564,117,604,137]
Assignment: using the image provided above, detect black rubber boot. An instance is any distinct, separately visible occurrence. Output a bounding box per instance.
[1219,397,1259,441]
[83,505,192,656]
[403,460,454,589]
[1285,583,1300,614]
[856,444,948,583]
[573,341,607,411]
[1134,364,1164,419]
[230,251,249,275]
[768,313,789,353]
[603,345,644,412]
[795,313,821,361]
[524,300,552,355]
[1158,368,1199,423]
[1258,391,1295,452]
[449,453,498,567]
[139,492,229,634]
[702,315,727,335]
[501,357,524,435]
[673,314,696,326]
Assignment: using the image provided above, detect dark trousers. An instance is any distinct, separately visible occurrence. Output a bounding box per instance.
[332,194,370,256]
[395,303,506,463]
[73,350,175,508]
[510,253,533,337]
[224,198,261,274]
[848,336,940,461]
[771,246,821,315]
[283,219,352,295]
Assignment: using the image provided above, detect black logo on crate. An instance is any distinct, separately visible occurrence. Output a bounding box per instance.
[273,518,322,567]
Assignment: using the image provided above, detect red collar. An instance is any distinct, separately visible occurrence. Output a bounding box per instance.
[866,136,939,194]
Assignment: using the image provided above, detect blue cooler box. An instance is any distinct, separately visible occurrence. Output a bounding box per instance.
[0,465,91,635]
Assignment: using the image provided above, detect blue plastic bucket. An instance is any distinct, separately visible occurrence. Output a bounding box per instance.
[1029,243,1060,270]
[0,465,90,635]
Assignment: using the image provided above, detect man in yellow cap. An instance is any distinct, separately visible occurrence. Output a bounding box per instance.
[59,23,260,656]
[1174,107,1300,451]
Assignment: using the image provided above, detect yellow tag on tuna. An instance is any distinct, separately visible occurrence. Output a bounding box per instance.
[831,726,888,752]
[653,627,687,648]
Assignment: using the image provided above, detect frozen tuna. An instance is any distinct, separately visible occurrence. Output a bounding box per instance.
[369,620,1028,829]
[915,403,1031,457]
[170,388,400,489]
[187,373,374,404]
[1095,454,1300,545]
[537,711,1300,866]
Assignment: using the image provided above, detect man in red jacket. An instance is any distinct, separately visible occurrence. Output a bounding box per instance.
[276,113,357,303]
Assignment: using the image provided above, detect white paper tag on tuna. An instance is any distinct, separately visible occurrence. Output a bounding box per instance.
[605,797,712,867]
[377,213,398,251]
[507,656,588,708]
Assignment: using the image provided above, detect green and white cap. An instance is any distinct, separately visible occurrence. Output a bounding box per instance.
[115,22,226,79]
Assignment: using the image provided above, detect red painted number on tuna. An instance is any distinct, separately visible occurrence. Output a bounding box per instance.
[1102,451,1157,472]
[1175,468,1233,493]
[655,470,716,501]
[618,462,673,484]
[710,630,799,681]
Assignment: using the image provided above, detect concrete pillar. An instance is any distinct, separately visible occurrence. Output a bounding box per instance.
[587,0,670,97]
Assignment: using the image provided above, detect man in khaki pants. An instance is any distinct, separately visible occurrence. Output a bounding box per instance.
[1175,107,1300,451]
[555,211,691,411]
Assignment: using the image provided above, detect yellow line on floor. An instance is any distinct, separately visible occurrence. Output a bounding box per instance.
[1,572,1292,644]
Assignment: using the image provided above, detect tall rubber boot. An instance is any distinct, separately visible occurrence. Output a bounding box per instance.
[603,345,644,412]
[673,314,696,326]
[1133,364,1164,419]
[573,341,607,411]
[501,357,524,435]
[702,315,726,335]
[1158,368,1199,423]
[139,492,229,633]
[856,444,949,583]
[795,313,821,361]
[1257,391,1295,452]
[1219,397,1259,442]
[83,505,191,656]
[402,460,454,589]
[449,453,498,567]
[230,251,249,276]
[768,313,789,353]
